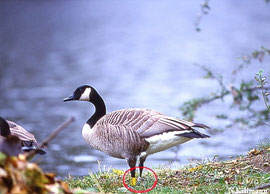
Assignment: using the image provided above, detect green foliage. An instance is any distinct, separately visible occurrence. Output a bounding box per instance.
[66,168,124,193]
[195,0,211,32]
[180,97,209,121]
[241,47,270,64]
[216,114,228,119]
[255,69,270,110]
[257,138,270,149]
[180,48,270,129]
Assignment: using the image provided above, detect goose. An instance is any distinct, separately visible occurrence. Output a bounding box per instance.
[64,85,210,185]
[0,117,21,156]
[0,117,46,155]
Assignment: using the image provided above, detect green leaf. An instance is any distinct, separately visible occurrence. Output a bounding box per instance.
[218,178,225,184]
[256,69,263,76]
[216,114,228,119]
[0,152,7,162]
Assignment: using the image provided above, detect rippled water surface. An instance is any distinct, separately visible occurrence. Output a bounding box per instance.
[0,1,269,177]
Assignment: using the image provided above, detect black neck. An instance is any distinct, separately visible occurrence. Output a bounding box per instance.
[86,92,106,128]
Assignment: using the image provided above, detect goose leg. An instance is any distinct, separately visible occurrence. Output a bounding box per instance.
[139,156,146,177]
[127,157,137,186]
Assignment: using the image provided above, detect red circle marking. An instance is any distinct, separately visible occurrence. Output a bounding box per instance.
[122,166,158,193]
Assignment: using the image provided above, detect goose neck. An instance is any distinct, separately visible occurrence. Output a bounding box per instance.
[87,94,106,128]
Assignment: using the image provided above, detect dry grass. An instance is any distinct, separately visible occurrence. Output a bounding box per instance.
[66,146,270,193]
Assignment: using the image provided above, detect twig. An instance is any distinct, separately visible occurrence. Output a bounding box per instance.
[256,70,270,110]
[194,64,228,94]
[253,183,270,190]
[261,85,270,110]
[194,0,211,31]
[26,117,75,160]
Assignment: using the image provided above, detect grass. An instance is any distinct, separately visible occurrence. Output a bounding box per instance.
[66,146,270,193]
[258,137,270,150]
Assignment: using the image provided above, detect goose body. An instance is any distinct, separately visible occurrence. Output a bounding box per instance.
[64,85,210,181]
[0,117,46,155]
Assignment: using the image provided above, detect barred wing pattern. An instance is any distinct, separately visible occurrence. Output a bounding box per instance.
[7,121,37,143]
[98,108,209,139]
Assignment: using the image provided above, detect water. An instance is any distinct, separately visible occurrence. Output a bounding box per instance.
[0,0,269,177]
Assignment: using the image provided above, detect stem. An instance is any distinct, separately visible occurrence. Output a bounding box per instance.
[258,74,270,110]
[261,86,270,110]
[26,117,75,160]
[250,119,270,127]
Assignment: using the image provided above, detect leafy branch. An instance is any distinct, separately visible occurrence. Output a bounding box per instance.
[194,0,211,32]
[180,48,270,129]
[255,69,270,110]
[233,47,270,75]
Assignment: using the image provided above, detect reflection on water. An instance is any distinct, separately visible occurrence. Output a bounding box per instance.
[0,1,269,177]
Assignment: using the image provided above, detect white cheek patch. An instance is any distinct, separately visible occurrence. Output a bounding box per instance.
[79,88,91,101]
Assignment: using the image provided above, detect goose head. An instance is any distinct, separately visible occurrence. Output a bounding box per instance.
[64,85,106,128]
[63,85,96,102]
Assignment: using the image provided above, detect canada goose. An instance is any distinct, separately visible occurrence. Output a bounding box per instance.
[64,85,210,185]
[0,117,46,155]
[0,117,21,156]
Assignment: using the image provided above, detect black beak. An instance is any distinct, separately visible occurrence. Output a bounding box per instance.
[63,94,75,102]
[36,148,46,155]
[22,146,47,155]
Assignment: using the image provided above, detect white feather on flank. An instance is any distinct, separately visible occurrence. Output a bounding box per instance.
[79,87,91,101]
[145,131,192,155]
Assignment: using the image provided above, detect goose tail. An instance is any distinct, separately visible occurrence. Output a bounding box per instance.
[176,130,210,139]
[193,123,210,129]
[176,122,211,139]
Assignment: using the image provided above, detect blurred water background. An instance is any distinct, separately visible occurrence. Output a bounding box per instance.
[0,0,269,177]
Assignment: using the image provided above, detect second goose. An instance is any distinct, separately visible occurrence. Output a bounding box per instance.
[64,85,210,184]
[0,117,46,155]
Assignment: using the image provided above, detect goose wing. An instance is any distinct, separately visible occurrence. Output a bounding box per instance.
[99,108,210,139]
[137,116,210,138]
[7,121,37,143]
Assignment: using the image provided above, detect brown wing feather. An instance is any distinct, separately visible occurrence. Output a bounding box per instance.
[98,108,208,138]
[7,121,37,143]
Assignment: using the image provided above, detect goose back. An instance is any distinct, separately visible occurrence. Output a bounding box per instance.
[97,108,207,138]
